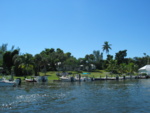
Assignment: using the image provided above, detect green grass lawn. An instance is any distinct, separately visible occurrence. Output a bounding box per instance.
[39,70,117,80]
[39,71,60,80]
[1,70,134,81]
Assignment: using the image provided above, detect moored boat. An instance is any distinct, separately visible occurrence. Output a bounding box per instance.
[25,76,48,82]
[60,76,75,82]
[25,78,37,82]
[0,78,21,87]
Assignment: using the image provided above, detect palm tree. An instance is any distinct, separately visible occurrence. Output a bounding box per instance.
[102,41,112,55]
[117,63,127,76]
[34,54,42,76]
[107,60,117,73]
[19,54,34,76]
[40,53,49,76]
[126,63,134,74]
[93,50,103,62]
[0,44,8,52]
[12,54,23,76]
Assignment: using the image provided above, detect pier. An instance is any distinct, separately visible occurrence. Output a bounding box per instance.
[94,75,150,81]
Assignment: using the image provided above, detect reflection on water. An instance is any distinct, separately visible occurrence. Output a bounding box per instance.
[0,79,150,113]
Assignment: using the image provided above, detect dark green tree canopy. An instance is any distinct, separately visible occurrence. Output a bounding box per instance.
[0,43,147,76]
[115,50,127,64]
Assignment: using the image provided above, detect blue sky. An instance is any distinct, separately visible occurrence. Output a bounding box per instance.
[0,0,150,59]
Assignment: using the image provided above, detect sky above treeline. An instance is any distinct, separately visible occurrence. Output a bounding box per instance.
[0,0,150,59]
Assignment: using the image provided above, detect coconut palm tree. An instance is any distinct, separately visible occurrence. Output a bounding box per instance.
[107,60,117,73]
[19,54,34,76]
[126,63,134,75]
[40,53,49,76]
[34,54,42,76]
[117,63,127,76]
[13,54,22,76]
[93,50,103,62]
[102,41,112,55]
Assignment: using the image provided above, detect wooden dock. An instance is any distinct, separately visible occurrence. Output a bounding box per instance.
[54,75,150,82]
[94,75,149,81]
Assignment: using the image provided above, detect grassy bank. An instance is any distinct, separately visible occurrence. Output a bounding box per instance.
[39,70,118,80]
[2,70,134,81]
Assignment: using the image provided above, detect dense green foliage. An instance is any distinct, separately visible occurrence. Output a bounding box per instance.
[0,43,149,76]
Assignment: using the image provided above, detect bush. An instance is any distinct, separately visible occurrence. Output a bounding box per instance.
[142,73,147,76]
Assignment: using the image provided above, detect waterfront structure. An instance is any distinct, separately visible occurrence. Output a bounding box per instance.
[138,65,150,75]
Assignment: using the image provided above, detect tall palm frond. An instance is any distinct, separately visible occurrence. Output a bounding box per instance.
[102,41,112,54]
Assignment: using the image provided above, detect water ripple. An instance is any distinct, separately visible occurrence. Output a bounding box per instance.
[1,80,150,113]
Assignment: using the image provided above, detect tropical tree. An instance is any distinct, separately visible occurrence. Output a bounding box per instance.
[19,54,34,76]
[3,51,12,74]
[63,57,77,71]
[126,63,135,74]
[133,57,147,69]
[3,49,19,74]
[85,54,94,63]
[102,41,112,55]
[0,51,3,66]
[0,44,8,52]
[107,60,117,73]
[93,50,103,69]
[13,54,23,76]
[40,53,49,75]
[34,54,42,76]
[93,50,103,61]
[0,44,8,66]
[143,53,150,64]
[117,63,127,76]
[65,52,71,58]
[115,50,127,65]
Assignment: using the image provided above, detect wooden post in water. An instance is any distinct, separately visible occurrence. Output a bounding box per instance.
[130,75,132,79]
[116,75,119,80]
[79,74,81,82]
[123,75,125,80]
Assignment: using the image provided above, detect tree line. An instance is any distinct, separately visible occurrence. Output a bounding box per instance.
[0,42,149,76]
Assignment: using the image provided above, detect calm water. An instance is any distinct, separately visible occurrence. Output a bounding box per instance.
[0,79,150,113]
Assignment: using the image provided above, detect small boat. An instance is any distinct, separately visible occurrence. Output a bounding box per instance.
[75,76,93,81]
[25,77,37,82]
[25,76,48,82]
[84,76,93,81]
[0,78,21,87]
[74,74,93,82]
[74,77,85,81]
[60,76,75,82]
